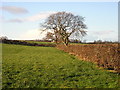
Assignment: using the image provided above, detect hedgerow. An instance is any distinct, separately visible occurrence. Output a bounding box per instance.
[57,44,120,73]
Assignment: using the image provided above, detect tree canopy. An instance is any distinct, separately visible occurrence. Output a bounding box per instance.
[41,11,87,46]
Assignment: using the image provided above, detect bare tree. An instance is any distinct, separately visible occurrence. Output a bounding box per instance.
[41,11,87,46]
[43,32,54,41]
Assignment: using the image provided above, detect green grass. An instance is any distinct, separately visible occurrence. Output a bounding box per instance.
[2,44,119,88]
[24,40,56,45]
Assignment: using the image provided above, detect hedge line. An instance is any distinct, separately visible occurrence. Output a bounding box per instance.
[57,44,120,73]
[1,39,56,47]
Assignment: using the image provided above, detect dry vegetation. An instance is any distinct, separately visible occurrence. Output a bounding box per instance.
[57,44,120,73]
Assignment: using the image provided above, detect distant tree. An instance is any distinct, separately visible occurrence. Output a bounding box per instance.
[70,39,81,43]
[43,32,54,41]
[41,11,87,46]
[0,36,8,40]
[82,39,87,43]
[94,40,102,43]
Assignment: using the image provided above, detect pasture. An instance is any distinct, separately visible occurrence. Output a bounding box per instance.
[24,40,56,45]
[2,44,119,88]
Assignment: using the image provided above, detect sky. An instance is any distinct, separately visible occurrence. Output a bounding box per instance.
[0,1,118,42]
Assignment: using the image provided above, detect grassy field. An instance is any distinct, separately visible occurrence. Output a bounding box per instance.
[2,44,119,88]
[24,40,56,45]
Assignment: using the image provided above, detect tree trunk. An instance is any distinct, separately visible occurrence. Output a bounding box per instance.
[63,36,69,46]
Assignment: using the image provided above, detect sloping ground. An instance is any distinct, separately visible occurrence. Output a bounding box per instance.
[2,44,119,88]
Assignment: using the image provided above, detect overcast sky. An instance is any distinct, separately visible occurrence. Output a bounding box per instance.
[0,1,118,42]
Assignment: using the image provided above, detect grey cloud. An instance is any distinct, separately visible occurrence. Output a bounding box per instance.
[91,30,115,35]
[84,30,118,42]
[0,6,28,14]
[4,11,56,23]
[7,19,23,23]
[0,15,5,22]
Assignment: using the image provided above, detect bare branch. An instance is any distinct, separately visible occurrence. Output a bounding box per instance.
[41,11,87,46]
